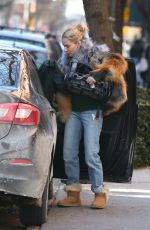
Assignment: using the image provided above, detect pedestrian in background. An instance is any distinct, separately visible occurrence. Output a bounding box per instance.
[45,33,62,61]
[130,38,148,87]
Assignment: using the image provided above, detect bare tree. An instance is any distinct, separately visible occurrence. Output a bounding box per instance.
[82,0,128,53]
[82,0,114,51]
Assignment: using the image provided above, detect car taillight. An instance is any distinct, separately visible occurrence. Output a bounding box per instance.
[2,159,33,166]
[0,103,40,125]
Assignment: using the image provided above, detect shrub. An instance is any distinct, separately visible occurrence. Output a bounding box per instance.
[134,87,150,168]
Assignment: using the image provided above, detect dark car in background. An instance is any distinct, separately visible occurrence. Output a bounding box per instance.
[0,46,57,226]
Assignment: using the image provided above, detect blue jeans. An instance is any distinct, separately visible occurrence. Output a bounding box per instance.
[63,110,104,193]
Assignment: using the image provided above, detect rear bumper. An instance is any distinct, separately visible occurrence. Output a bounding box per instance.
[0,164,46,199]
[0,125,55,199]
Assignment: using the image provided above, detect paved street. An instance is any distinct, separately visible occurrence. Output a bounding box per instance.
[0,168,150,230]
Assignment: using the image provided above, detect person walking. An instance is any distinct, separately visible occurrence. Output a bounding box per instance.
[129,38,148,87]
[57,23,110,209]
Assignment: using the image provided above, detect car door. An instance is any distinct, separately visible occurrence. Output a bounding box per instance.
[25,54,57,149]
[53,59,137,183]
[0,49,21,140]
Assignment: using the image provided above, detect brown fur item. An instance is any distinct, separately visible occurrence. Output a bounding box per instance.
[93,53,128,116]
[55,91,72,122]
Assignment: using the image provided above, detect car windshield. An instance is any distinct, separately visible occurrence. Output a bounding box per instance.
[0,50,19,87]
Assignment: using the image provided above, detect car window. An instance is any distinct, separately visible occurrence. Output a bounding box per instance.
[27,56,44,95]
[0,50,19,86]
[29,50,47,68]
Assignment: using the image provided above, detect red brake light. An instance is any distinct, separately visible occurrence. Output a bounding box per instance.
[4,159,33,166]
[0,103,40,125]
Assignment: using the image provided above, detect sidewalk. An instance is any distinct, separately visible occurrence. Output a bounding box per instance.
[107,167,150,190]
[0,168,149,230]
[41,168,150,230]
[132,167,150,183]
[53,167,150,197]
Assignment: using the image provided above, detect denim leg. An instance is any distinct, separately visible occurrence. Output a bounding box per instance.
[81,110,104,193]
[63,112,82,185]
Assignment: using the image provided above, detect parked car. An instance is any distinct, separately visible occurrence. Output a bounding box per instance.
[0,26,47,46]
[0,26,62,65]
[0,46,57,226]
[0,39,48,68]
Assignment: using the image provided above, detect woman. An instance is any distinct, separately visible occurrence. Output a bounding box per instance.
[57,23,109,209]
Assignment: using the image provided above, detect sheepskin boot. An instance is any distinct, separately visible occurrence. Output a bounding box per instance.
[91,186,109,209]
[57,184,81,207]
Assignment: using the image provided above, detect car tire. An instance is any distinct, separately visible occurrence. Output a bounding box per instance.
[19,175,49,226]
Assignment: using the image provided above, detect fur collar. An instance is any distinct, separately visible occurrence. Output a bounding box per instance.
[58,38,109,73]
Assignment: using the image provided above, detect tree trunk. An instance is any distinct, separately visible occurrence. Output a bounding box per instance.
[82,0,114,51]
[113,0,127,53]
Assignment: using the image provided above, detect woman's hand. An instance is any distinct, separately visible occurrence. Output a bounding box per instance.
[86,76,96,85]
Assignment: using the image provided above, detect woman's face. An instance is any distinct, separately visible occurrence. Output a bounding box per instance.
[63,38,80,57]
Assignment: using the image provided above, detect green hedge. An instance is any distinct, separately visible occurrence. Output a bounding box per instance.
[134,87,150,168]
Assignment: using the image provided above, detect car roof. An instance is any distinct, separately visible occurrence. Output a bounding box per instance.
[0,28,46,48]
[0,39,47,52]
[0,28,45,41]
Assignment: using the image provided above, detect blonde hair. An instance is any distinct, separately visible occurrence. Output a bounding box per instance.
[62,22,89,44]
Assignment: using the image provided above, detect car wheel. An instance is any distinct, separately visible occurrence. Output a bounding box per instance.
[19,176,49,226]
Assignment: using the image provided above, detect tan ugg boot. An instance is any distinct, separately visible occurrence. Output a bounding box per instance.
[57,191,81,207]
[91,186,109,209]
[57,184,81,207]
